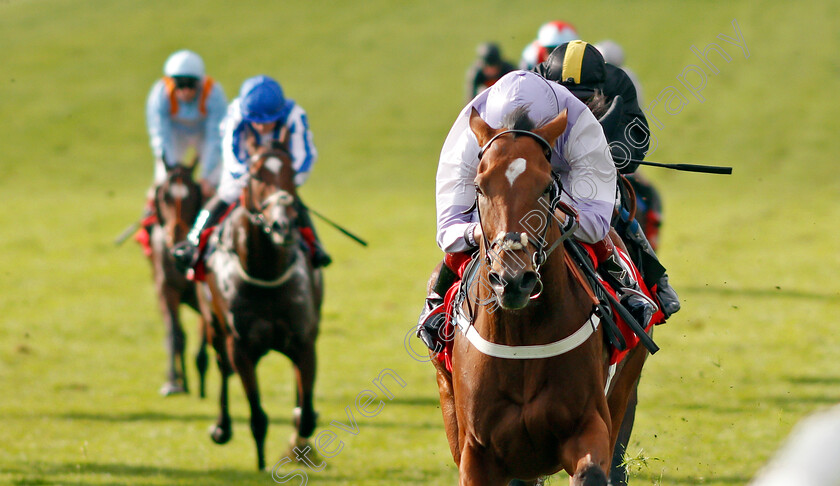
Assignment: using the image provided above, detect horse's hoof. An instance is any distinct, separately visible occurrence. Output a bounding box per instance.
[209,424,232,444]
[282,433,325,470]
[159,382,187,396]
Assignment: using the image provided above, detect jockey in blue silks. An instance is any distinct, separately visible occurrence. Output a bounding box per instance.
[172,75,330,273]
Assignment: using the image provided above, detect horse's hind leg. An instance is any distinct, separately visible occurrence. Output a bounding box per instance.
[609,380,639,486]
[432,359,461,465]
[605,344,649,485]
[233,344,269,470]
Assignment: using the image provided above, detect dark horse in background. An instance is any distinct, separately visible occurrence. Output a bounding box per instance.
[150,164,209,397]
[199,136,323,470]
[432,108,651,485]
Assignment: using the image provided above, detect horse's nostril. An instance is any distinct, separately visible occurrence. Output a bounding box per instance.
[488,271,504,290]
[519,271,538,293]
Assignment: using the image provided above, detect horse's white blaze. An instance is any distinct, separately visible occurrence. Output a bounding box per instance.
[169,183,189,199]
[264,190,294,207]
[494,231,529,251]
[505,158,527,187]
[265,156,282,174]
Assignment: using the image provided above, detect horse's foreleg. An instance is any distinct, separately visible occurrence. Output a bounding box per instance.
[293,344,318,439]
[233,343,268,471]
[158,286,187,396]
[195,316,209,399]
[459,440,506,486]
[562,413,611,486]
[209,322,233,446]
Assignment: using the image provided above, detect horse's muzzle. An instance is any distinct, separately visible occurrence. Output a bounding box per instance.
[487,268,540,310]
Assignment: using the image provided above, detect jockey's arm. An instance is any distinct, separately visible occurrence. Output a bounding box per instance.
[605,65,650,173]
[560,109,617,244]
[216,101,249,205]
[285,105,318,187]
[145,81,174,166]
[435,113,483,253]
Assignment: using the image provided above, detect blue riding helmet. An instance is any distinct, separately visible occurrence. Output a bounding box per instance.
[239,75,285,123]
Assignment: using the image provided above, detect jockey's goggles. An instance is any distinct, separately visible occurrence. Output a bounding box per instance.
[173,76,199,90]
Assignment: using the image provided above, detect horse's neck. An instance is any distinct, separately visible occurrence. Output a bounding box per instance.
[237,214,294,279]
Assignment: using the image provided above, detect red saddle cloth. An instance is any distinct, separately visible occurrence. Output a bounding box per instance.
[133,213,159,257]
[437,246,664,373]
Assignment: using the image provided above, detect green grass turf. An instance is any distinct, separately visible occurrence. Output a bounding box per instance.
[0,0,838,484]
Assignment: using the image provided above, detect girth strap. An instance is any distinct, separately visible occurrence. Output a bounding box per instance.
[454,310,600,360]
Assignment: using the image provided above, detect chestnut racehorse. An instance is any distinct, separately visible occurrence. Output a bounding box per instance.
[200,136,323,470]
[431,108,649,485]
[150,164,209,397]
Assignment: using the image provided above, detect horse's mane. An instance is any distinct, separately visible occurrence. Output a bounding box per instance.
[500,105,536,131]
[585,90,609,118]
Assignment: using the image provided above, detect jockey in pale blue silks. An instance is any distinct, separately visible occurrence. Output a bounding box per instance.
[172,75,330,273]
[146,49,227,198]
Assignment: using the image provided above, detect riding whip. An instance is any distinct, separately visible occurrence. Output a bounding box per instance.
[632,159,733,174]
[113,208,153,246]
[304,205,368,247]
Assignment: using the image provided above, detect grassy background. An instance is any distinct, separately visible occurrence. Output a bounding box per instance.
[1,0,838,484]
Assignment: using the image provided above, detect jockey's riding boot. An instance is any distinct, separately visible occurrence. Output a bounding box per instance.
[620,214,681,318]
[593,237,656,329]
[295,202,332,268]
[416,261,458,352]
[171,196,229,274]
[654,274,680,319]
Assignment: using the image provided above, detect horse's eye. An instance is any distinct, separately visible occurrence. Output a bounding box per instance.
[543,183,553,196]
[474,185,484,197]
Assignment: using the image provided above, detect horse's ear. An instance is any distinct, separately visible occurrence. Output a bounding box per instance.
[534,108,568,145]
[469,107,496,147]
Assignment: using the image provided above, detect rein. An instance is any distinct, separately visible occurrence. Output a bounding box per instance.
[231,246,300,288]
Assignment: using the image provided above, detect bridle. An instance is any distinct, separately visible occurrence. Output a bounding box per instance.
[156,166,201,246]
[472,129,579,292]
[449,129,603,361]
[221,151,300,289]
[244,151,297,247]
